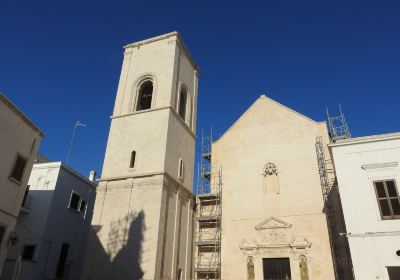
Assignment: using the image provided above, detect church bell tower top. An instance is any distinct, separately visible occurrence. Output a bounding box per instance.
[124,31,200,74]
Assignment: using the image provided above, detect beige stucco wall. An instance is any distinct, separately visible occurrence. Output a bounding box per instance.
[0,94,43,275]
[212,96,335,280]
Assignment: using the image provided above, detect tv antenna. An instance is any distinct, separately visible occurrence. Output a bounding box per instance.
[66,120,87,165]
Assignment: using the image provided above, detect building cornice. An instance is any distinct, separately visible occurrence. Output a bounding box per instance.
[329,132,400,147]
[123,31,200,74]
[98,171,193,197]
[110,106,196,140]
[0,93,44,137]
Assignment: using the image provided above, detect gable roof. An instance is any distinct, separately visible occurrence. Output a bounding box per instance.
[215,95,323,143]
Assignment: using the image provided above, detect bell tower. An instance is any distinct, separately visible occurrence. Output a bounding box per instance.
[82,32,199,280]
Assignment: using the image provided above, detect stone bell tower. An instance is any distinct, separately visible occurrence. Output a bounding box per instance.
[82,32,199,280]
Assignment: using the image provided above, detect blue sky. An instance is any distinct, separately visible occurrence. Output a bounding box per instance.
[1,0,399,180]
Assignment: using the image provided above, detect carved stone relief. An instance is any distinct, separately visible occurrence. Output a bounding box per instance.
[247,256,255,280]
[263,163,278,176]
[299,255,309,280]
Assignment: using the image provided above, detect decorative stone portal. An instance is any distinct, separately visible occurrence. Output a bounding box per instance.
[239,217,312,279]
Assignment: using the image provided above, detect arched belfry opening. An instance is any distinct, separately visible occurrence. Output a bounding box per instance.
[263,162,280,196]
[136,80,153,111]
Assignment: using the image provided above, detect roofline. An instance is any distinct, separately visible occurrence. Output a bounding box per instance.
[215,95,324,143]
[329,132,400,147]
[123,31,200,74]
[0,93,44,137]
[32,161,97,188]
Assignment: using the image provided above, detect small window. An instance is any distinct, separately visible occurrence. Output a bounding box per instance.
[178,89,187,120]
[130,151,136,168]
[22,245,36,261]
[10,154,27,182]
[136,80,153,111]
[0,225,5,245]
[80,200,86,213]
[178,159,184,179]
[374,180,400,220]
[69,193,81,211]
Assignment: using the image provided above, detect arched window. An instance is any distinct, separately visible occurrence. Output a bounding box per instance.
[178,159,184,179]
[129,151,136,168]
[136,81,153,111]
[263,162,280,195]
[178,88,187,120]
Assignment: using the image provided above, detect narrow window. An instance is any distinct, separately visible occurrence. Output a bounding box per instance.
[10,154,27,182]
[374,180,400,220]
[69,192,81,211]
[178,159,184,179]
[56,243,70,278]
[136,80,153,111]
[130,151,136,168]
[80,200,86,213]
[0,225,5,245]
[22,245,36,261]
[178,89,187,120]
[188,97,192,128]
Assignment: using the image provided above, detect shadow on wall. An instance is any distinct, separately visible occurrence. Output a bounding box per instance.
[82,211,145,280]
[325,182,354,280]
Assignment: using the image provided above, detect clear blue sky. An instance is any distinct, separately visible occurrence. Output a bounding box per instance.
[1,1,399,179]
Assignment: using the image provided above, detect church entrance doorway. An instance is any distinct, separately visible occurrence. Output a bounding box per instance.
[262,258,291,280]
[387,267,400,280]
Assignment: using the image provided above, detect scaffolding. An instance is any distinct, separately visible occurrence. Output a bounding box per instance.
[327,105,351,141]
[195,130,222,280]
[315,106,354,279]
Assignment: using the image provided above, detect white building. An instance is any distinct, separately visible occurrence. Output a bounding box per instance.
[0,93,43,276]
[0,162,96,280]
[329,132,400,280]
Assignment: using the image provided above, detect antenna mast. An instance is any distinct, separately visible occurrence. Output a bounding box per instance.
[66,120,87,164]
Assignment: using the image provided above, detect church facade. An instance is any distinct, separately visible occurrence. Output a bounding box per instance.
[211,96,337,280]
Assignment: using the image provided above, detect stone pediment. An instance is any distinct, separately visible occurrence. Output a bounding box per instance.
[255,216,292,230]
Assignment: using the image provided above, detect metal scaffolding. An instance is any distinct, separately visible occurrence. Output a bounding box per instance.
[315,106,354,280]
[195,130,222,280]
[315,136,346,279]
[327,105,351,141]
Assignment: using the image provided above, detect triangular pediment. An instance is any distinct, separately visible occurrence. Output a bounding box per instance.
[255,216,292,230]
[215,95,321,143]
